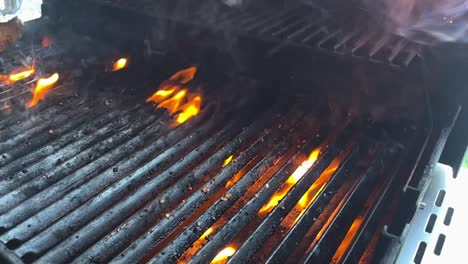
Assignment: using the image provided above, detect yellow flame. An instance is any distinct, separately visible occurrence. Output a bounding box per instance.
[146,87,177,104]
[8,67,35,82]
[287,149,320,184]
[178,227,216,263]
[157,89,187,114]
[112,58,128,71]
[259,148,321,214]
[211,246,236,264]
[223,155,234,167]
[176,96,202,124]
[291,160,341,226]
[200,227,214,241]
[260,194,283,214]
[27,73,59,108]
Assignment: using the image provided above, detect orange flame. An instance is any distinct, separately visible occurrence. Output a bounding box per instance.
[168,66,197,84]
[297,163,339,208]
[224,170,244,189]
[223,155,234,167]
[7,66,35,83]
[211,246,236,264]
[175,95,202,124]
[145,87,177,104]
[146,67,202,125]
[289,160,340,226]
[259,148,320,214]
[146,66,198,104]
[290,184,327,227]
[157,89,187,115]
[27,73,59,108]
[179,227,215,263]
[112,58,128,72]
[332,217,363,263]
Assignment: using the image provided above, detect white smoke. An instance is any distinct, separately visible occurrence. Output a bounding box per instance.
[222,0,244,7]
[377,0,468,44]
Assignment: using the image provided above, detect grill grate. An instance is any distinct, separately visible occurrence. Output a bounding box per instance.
[0,6,425,261]
[73,0,423,68]
[0,91,410,263]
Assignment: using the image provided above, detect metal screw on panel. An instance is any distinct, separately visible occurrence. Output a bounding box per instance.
[418,202,426,210]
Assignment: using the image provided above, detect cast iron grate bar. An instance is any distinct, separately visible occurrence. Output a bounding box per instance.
[150,133,324,263]
[0,106,140,194]
[302,144,397,263]
[28,111,265,263]
[265,146,363,263]
[223,123,357,263]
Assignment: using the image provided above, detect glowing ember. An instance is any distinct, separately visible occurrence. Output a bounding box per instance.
[157,89,187,115]
[223,155,234,167]
[6,66,35,83]
[112,58,128,72]
[211,246,236,264]
[27,73,59,108]
[42,37,52,47]
[175,95,202,124]
[259,148,321,214]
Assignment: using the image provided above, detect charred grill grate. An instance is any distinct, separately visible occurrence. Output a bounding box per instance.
[0,4,428,262]
[203,6,422,68]
[61,0,423,68]
[0,88,413,263]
